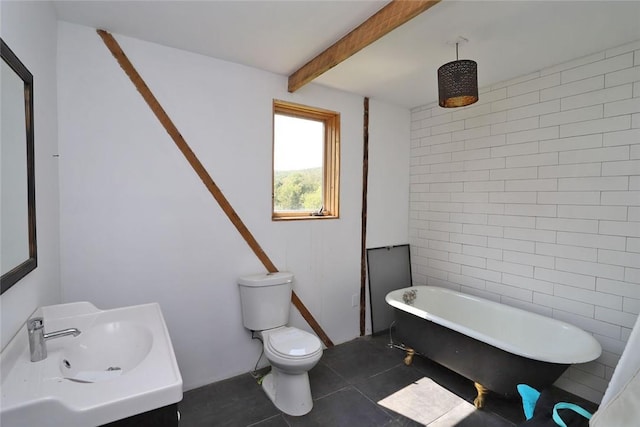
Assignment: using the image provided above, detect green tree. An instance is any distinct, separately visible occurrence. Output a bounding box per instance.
[274,168,322,211]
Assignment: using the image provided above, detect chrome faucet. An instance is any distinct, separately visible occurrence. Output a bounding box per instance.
[27,317,81,362]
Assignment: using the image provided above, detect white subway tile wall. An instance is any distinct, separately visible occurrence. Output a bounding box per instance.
[409,40,640,404]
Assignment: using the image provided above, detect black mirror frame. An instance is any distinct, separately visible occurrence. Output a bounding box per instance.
[1,38,37,294]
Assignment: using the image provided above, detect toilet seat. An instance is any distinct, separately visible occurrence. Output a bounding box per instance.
[265,327,322,360]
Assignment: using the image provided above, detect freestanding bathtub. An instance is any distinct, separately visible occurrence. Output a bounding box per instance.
[385,286,602,408]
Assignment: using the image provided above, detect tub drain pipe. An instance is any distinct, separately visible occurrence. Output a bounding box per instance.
[386,321,422,365]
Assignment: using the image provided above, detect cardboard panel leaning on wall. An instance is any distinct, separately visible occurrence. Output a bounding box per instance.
[367,99,411,249]
[365,99,411,335]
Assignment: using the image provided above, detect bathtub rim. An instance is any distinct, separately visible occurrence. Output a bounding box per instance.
[385,285,602,365]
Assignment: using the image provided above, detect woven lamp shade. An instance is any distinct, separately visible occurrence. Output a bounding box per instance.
[437,59,478,108]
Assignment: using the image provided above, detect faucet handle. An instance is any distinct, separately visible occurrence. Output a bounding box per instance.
[27,317,44,332]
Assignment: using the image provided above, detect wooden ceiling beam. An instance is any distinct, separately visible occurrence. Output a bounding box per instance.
[288,0,441,93]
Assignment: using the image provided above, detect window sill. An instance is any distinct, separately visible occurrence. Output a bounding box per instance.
[272,214,339,221]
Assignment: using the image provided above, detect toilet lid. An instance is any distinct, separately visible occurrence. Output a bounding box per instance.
[267,327,322,358]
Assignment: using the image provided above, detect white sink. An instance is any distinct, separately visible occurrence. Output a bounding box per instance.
[0,302,182,426]
[60,320,154,382]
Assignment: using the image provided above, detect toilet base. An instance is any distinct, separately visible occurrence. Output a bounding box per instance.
[261,368,313,416]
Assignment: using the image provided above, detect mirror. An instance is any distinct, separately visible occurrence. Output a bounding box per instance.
[1,38,37,294]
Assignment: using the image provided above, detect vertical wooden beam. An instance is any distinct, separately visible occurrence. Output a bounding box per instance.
[288,0,441,92]
[360,97,370,336]
[96,29,333,348]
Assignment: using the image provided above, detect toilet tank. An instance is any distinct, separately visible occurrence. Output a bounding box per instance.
[238,272,294,331]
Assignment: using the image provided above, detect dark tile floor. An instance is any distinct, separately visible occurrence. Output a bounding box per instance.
[178,334,595,427]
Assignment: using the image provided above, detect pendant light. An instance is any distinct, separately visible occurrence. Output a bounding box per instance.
[437,40,478,108]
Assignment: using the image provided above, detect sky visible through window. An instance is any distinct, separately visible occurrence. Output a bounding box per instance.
[274,114,323,171]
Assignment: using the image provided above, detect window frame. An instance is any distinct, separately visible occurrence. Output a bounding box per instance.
[272,100,340,221]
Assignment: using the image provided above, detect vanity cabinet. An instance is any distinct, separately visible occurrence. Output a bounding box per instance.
[102,403,179,426]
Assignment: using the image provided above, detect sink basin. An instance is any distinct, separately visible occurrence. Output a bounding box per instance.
[60,320,153,382]
[0,302,182,426]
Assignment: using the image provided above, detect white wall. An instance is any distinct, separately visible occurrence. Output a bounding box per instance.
[57,22,409,390]
[409,40,640,403]
[0,1,61,351]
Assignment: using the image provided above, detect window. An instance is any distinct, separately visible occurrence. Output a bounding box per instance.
[272,100,340,220]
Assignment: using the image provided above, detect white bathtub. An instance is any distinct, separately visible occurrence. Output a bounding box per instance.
[385,286,602,404]
[386,285,601,364]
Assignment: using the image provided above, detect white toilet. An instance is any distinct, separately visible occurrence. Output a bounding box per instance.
[238,272,323,416]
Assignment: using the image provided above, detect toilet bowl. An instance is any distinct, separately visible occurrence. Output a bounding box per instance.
[260,326,322,416]
[238,272,324,416]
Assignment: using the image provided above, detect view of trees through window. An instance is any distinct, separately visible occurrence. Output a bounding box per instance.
[273,167,322,211]
[273,114,323,212]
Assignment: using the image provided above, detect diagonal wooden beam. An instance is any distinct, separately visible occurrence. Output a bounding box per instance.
[288,0,441,92]
[97,29,334,348]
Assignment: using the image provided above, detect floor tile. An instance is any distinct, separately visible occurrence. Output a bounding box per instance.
[483,394,526,424]
[179,373,278,427]
[247,414,290,427]
[356,365,431,425]
[409,354,477,403]
[427,401,476,426]
[308,361,349,399]
[321,337,402,383]
[428,401,515,427]
[382,417,426,427]
[355,364,427,403]
[283,386,392,427]
[377,377,468,425]
[363,332,398,351]
[177,336,593,427]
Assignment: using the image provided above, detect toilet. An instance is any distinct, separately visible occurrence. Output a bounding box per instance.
[238,272,323,416]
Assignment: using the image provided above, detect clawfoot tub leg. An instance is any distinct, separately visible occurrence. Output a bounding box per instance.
[473,382,489,409]
[403,348,415,366]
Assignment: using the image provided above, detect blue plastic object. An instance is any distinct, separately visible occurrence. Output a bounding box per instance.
[552,402,592,427]
[517,384,541,420]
